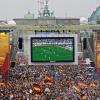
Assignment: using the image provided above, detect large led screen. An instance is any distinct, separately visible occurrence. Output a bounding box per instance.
[31,37,75,62]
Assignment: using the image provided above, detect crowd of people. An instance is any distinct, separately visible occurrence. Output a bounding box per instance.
[0,53,100,100]
[32,38,73,49]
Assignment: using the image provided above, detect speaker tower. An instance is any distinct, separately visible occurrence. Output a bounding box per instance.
[83,38,87,49]
[18,38,23,49]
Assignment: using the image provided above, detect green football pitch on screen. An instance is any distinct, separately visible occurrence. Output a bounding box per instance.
[31,45,73,62]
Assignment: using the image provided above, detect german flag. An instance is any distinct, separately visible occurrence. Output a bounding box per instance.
[89,82,96,87]
[32,83,41,91]
[80,94,87,100]
[2,53,10,74]
[32,83,42,96]
[0,56,5,65]
[34,91,42,96]
[0,82,6,86]
[44,74,52,85]
[78,82,88,87]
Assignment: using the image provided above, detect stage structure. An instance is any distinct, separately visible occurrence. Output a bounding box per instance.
[26,31,78,65]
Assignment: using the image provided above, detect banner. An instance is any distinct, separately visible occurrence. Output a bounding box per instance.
[0,32,10,74]
[2,53,10,74]
[96,32,100,73]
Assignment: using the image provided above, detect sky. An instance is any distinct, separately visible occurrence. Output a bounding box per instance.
[0,0,98,20]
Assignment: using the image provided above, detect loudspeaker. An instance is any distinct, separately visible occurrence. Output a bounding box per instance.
[90,62,95,67]
[83,38,87,49]
[34,30,37,33]
[57,30,59,33]
[18,38,23,49]
[10,62,15,68]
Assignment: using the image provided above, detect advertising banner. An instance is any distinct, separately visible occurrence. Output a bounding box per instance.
[0,32,10,74]
[96,32,100,73]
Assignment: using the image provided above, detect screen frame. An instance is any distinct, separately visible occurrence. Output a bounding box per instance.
[31,37,75,63]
